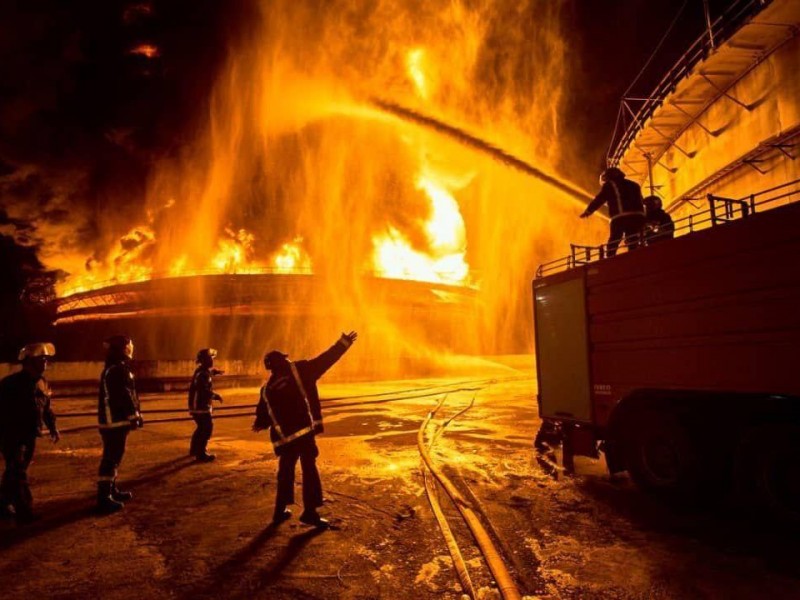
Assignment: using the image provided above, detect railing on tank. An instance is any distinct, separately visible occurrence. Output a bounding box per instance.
[607,0,770,169]
[535,177,800,278]
[57,265,477,300]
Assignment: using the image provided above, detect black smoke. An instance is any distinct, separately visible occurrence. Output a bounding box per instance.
[0,0,246,359]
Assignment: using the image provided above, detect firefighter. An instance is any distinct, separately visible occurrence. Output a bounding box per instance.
[188,348,223,462]
[97,335,143,514]
[253,331,358,528]
[643,195,675,242]
[580,167,646,257]
[0,343,59,522]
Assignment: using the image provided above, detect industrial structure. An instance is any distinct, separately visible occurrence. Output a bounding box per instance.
[610,0,800,221]
[533,0,800,518]
[51,272,479,366]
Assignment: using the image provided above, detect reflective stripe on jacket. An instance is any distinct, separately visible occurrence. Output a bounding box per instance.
[585,178,645,220]
[254,337,352,454]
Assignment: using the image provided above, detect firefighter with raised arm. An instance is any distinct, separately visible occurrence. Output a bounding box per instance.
[253,331,358,528]
[188,348,223,462]
[97,335,143,514]
[580,167,646,257]
[0,343,59,523]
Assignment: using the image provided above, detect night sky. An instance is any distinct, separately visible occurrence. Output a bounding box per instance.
[0,0,740,358]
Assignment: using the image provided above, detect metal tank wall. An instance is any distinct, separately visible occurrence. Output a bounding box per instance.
[663,31,800,222]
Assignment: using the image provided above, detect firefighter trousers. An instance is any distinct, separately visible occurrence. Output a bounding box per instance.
[608,214,646,257]
[190,413,213,457]
[98,427,129,483]
[275,435,323,512]
[1,439,35,517]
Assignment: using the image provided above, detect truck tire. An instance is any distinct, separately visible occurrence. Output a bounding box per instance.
[624,410,701,496]
[735,424,800,522]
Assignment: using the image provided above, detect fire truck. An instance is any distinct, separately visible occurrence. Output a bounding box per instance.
[533,179,800,516]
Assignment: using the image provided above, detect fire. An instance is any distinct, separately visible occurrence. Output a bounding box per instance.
[272,237,312,273]
[406,48,429,99]
[210,228,263,273]
[25,0,610,358]
[129,43,160,59]
[373,168,469,285]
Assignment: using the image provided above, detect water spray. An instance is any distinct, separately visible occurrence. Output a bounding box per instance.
[370,97,599,210]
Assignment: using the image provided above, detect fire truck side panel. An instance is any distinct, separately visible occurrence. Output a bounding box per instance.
[533,272,593,422]
[584,200,800,429]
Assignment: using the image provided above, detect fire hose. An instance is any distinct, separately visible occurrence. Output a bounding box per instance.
[418,396,523,600]
[53,383,496,434]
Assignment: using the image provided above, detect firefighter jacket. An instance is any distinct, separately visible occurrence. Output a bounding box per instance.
[188,366,221,414]
[254,337,353,454]
[98,359,141,429]
[0,370,57,444]
[585,178,645,221]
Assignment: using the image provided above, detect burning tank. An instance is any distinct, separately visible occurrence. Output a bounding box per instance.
[33,0,607,373]
[53,272,478,368]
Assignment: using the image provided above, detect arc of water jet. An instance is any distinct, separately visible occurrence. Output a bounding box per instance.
[370,97,607,219]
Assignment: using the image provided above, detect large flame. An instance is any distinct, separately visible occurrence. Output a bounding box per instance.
[17,0,607,365]
[373,164,470,285]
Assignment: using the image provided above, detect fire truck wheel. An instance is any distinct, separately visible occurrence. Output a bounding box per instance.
[736,424,800,522]
[625,410,700,496]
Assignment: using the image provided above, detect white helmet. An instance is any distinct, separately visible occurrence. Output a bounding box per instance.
[18,342,56,362]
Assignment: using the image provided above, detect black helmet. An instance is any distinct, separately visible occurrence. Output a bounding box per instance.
[643,195,662,210]
[599,167,625,186]
[196,348,218,363]
[104,335,132,351]
[264,350,288,370]
[104,335,133,360]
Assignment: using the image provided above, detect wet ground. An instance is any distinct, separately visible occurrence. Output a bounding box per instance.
[2,357,799,599]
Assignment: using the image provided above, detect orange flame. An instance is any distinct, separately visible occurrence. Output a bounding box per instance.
[43,0,609,361]
[373,164,469,285]
[272,237,312,273]
[129,44,160,59]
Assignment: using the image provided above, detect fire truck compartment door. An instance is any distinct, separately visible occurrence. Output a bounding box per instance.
[534,275,592,422]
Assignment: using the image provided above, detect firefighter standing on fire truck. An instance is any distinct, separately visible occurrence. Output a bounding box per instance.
[253,331,358,528]
[580,167,646,257]
[643,195,675,242]
[97,335,143,514]
[188,348,223,462]
[0,343,60,522]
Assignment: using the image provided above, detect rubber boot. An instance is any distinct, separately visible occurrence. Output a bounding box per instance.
[272,506,292,524]
[299,510,330,529]
[112,480,133,502]
[97,481,124,514]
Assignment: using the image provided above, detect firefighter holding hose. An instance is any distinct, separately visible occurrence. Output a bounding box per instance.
[253,331,358,528]
[188,348,224,462]
[96,335,143,514]
[580,167,646,257]
[0,343,59,523]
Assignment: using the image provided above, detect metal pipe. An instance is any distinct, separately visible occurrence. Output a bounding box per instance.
[703,0,717,51]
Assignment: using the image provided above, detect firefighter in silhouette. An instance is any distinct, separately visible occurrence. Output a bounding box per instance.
[188,348,223,462]
[97,335,143,514]
[253,331,358,528]
[580,167,646,257]
[643,195,675,242]
[0,343,59,522]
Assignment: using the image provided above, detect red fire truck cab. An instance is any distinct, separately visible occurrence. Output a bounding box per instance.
[533,180,800,516]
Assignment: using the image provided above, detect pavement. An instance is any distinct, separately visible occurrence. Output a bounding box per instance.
[1,357,799,599]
